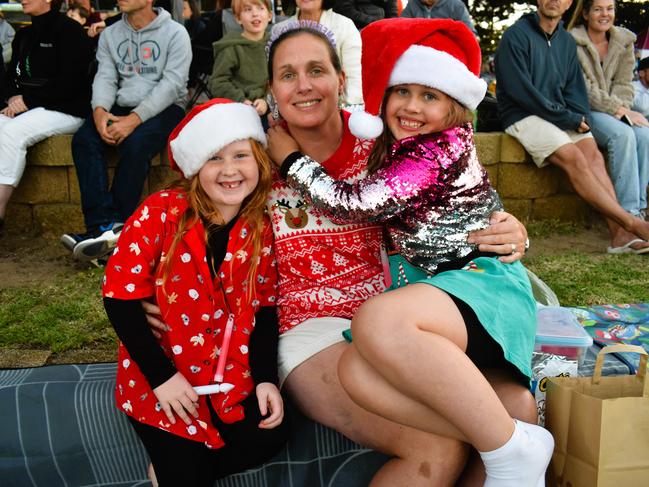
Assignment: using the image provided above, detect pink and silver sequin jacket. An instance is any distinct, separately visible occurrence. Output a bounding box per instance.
[285,123,502,274]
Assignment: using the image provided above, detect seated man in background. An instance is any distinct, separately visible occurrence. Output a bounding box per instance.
[495,0,649,253]
[633,57,649,120]
[61,0,191,261]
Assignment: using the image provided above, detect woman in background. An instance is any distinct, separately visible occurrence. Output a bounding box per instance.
[570,0,649,240]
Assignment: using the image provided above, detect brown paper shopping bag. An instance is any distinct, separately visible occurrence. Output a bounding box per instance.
[545,344,649,487]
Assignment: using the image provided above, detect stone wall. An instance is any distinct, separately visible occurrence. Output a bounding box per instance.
[5,133,595,236]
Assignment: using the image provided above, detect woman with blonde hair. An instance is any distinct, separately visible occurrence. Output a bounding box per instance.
[569,0,649,241]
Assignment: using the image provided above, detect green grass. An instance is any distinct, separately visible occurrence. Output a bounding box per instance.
[1,228,648,355]
[526,252,649,307]
[526,219,586,239]
[0,268,115,352]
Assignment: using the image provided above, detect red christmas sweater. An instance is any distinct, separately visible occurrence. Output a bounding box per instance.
[267,111,386,333]
[103,190,278,448]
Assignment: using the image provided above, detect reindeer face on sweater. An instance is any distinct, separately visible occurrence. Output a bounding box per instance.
[275,198,309,229]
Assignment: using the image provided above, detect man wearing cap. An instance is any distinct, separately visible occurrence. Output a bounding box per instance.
[633,57,649,119]
[61,0,191,262]
[495,0,649,252]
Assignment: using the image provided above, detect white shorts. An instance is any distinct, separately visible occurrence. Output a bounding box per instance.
[278,317,350,388]
[505,115,593,167]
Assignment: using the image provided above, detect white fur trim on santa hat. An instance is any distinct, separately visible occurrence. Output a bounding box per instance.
[170,103,267,179]
[389,45,487,110]
[349,110,384,140]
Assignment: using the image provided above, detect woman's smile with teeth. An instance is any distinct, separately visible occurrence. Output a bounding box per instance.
[295,100,319,108]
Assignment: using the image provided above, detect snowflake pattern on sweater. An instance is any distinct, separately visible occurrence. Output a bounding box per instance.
[267,112,385,333]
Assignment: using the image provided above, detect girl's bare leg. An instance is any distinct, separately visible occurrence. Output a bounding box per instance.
[284,342,467,487]
[345,284,552,487]
[349,284,514,451]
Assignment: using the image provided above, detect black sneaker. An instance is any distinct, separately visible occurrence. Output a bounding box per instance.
[60,222,124,261]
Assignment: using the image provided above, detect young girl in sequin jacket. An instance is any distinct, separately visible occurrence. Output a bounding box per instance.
[103,99,288,486]
[269,18,553,487]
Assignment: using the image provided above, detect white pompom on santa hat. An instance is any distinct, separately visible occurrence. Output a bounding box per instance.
[168,98,267,179]
[349,18,487,140]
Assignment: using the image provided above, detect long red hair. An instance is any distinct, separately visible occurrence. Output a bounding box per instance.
[161,139,273,303]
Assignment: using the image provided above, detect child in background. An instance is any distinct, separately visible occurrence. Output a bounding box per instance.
[103,99,288,486]
[209,0,272,117]
[182,0,206,40]
[66,2,90,26]
[271,19,552,486]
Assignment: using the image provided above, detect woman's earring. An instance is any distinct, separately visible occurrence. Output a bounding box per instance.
[272,104,280,121]
[338,91,344,109]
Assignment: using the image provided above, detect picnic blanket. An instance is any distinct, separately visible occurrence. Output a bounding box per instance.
[569,303,649,372]
[0,363,387,487]
[2,304,646,487]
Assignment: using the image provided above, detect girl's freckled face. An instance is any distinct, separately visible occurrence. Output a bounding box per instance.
[198,139,260,218]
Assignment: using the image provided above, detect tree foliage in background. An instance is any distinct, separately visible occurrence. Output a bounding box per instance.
[467,0,649,55]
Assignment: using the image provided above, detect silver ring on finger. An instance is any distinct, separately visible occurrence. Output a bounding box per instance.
[510,243,517,254]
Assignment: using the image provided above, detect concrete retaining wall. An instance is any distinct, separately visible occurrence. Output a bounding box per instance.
[5,133,595,236]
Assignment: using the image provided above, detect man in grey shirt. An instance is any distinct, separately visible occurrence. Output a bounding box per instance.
[62,0,191,262]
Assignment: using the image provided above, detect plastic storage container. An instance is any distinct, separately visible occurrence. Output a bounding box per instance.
[535,306,593,368]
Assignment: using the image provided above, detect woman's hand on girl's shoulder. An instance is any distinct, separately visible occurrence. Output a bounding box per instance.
[153,372,200,426]
[256,382,284,429]
[267,125,300,168]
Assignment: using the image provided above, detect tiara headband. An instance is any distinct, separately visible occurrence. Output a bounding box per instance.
[266,20,337,57]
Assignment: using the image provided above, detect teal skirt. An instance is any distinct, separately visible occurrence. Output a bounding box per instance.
[388,255,537,380]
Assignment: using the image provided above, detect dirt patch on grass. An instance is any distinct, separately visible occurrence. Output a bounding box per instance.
[527,225,610,257]
[0,234,91,288]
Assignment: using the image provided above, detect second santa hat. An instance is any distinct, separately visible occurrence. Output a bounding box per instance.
[349,18,487,140]
[168,98,267,179]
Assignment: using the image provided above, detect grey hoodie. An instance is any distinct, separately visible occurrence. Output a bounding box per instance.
[92,8,191,122]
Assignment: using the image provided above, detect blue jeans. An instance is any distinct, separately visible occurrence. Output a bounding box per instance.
[589,111,649,216]
[71,104,185,230]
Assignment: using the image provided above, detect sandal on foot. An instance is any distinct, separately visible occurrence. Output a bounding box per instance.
[607,238,649,255]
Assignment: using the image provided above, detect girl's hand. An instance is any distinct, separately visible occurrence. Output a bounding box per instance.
[252,98,268,116]
[153,372,200,425]
[256,382,284,429]
[467,211,528,263]
[267,125,300,168]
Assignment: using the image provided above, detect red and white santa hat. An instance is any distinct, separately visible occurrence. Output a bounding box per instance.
[349,18,487,140]
[168,98,267,179]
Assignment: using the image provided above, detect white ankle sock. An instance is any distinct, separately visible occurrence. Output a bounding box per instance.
[479,419,554,487]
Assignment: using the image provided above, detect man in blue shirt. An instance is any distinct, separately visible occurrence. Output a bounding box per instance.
[496,0,649,253]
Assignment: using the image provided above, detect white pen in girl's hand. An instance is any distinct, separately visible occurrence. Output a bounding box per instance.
[193,383,235,395]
